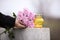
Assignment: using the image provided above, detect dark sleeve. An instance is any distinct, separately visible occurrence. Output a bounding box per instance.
[0,12,15,28]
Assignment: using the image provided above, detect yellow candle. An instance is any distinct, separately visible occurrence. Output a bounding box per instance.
[34,15,44,28]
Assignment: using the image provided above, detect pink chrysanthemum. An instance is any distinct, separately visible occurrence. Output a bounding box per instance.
[17,9,35,28]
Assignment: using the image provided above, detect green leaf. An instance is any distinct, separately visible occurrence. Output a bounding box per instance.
[13,12,16,18]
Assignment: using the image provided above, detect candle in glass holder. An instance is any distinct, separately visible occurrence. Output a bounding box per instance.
[34,14,44,28]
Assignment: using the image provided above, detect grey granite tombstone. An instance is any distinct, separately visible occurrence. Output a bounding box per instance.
[0,28,50,40]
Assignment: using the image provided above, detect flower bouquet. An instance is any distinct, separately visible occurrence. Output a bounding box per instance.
[17,9,35,28]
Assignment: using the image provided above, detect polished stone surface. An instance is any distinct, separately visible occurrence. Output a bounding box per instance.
[0,28,50,40]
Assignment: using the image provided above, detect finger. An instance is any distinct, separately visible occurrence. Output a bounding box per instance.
[15,19,27,29]
[19,20,25,25]
[16,23,27,28]
[18,20,27,27]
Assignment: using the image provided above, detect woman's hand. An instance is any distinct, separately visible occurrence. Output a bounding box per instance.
[14,19,27,29]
